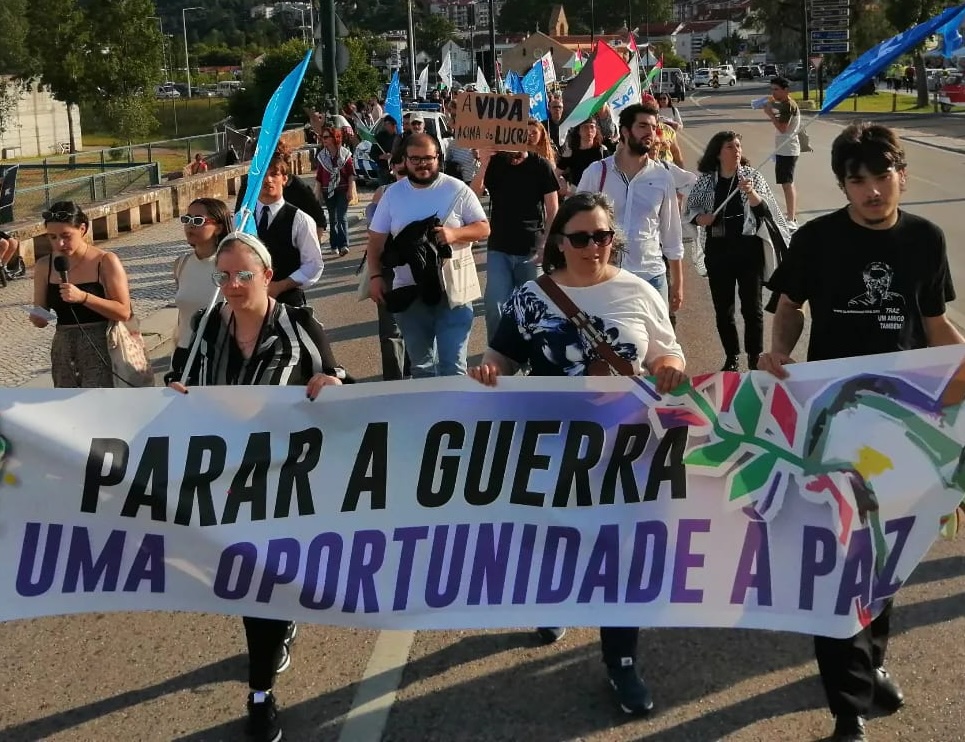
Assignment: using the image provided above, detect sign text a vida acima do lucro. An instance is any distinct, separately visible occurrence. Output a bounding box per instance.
[453,92,534,151]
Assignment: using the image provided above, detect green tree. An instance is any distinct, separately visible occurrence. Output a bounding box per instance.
[228,39,315,127]
[0,0,35,140]
[651,42,686,70]
[417,13,458,57]
[885,0,942,107]
[336,36,388,106]
[698,47,721,66]
[24,0,90,152]
[85,0,165,141]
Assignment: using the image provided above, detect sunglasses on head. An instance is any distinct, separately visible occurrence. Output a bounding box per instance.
[180,215,216,227]
[42,210,77,222]
[211,270,257,287]
[561,230,615,249]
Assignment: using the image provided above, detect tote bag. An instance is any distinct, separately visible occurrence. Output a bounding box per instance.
[106,315,154,387]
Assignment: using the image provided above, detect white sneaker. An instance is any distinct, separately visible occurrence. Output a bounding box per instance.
[786,219,799,232]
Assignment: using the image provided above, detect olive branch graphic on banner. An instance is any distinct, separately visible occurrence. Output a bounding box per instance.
[643,363,965,624]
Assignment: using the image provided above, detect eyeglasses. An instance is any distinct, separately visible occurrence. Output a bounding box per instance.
[211,270,257,287]
[321,134,332,140]
[405,155,436,165]
[42,210,76,222]
[410,121,425,128]
[180,215,216,227]
[561,230,615,249]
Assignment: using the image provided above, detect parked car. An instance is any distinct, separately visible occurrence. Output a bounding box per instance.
[938,73,965,112]
[763,64,779,77]
[750,65,764,78]
[693,67,737,87]
[353,110,455,186]
[736,66,754,81]
[155,84,181,99]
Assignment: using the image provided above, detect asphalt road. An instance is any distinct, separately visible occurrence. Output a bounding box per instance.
[1,90,963,741]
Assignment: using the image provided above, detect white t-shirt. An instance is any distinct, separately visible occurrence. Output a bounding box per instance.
[369,174,487,289]
[492,269,684,376]
[174,251,216,348]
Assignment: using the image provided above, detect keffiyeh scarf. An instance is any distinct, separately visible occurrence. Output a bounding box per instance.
[317,145,352,199]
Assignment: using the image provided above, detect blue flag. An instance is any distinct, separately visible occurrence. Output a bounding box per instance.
[236,50,313,235]
[522,62,548,121]
[504,70,524,94]
[823,3,965,112]
[385,71,403,134]
[942,6,965,54]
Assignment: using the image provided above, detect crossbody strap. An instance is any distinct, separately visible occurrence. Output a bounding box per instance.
[536,274,635,376]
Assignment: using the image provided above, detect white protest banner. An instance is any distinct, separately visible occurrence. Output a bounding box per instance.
[1,348,964,634]
[608,61,642,114]
[453,91,532,151]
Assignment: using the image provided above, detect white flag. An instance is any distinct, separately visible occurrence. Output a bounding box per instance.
[439,51,453,90]
[417,65,429,99]
[540,51,556,85]
[475,67,490,93]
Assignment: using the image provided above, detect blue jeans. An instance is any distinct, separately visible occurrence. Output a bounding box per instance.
[326,190,349,251]
[484,250,538,342]
[393,298,473,378]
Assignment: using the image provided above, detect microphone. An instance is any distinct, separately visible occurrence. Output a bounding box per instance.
[53,255,69,284]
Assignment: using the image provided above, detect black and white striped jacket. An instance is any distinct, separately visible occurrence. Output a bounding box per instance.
[170,300,350,387]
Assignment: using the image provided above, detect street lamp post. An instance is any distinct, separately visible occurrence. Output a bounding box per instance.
[149,16,168,80]
[487,0,496,88]
[182,6,203,98]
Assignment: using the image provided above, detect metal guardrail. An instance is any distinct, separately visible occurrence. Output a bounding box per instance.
[10,163,161,220]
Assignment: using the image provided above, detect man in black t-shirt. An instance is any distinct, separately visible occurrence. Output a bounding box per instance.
[470,149,560,341]
[760,123,964,742]
[374,116,401,186]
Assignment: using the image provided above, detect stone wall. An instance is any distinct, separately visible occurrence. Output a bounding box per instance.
[0,78,82,160]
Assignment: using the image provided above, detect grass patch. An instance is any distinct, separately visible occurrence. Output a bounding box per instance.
[791,90,965,114]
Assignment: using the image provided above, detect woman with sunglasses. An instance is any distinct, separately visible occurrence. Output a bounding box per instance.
[171,198,233,374]
[468,193,685,718]
[168,231,351,742]
[314,125,358,258]
[28,201,133,388]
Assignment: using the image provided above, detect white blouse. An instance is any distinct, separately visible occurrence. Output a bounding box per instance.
[174,251,217,348]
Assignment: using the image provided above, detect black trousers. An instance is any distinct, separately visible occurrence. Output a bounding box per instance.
[704,236,764,359]
[377,300,410,381]
[814,600,892,717]
[243,616,292,691]
[600,627,639,667]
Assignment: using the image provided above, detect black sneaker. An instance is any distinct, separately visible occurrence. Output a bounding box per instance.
[275,622,297,674]
[536,626,566,644]
[246,692,282,742]
[606,659,654,716]
[747,354,760,371]
[721,355,740,372]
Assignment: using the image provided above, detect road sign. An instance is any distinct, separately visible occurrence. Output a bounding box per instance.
[810,0,849,7]
[809,55,824,69]
[811,30,850,40]
[810,41,851,53]
[811,8,850,19]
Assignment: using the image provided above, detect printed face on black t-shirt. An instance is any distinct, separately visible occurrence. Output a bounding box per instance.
[768,208,954,362]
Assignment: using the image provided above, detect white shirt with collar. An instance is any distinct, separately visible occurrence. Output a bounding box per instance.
[256,198,325,287]
[577,156,684,280]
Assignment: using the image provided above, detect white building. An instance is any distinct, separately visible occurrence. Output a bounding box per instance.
[0,79,83,160]
[429,0,502,31]
[440,40,473,77]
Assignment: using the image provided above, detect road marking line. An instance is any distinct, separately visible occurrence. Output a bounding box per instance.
[336,629,415,742]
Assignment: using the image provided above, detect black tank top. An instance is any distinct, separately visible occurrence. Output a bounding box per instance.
[46,257,109,325]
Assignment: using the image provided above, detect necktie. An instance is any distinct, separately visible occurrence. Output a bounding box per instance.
[257,206,270,239]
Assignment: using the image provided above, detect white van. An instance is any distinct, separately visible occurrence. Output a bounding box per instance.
[216,80,243,97]
[653,67,687,92]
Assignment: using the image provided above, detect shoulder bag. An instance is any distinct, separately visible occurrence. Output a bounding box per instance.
[536,275,634,377]
[439,188,482,308]
[107,314,155,387]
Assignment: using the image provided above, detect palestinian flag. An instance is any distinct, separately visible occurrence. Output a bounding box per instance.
[559,42,631,140]
[643,55,664,90]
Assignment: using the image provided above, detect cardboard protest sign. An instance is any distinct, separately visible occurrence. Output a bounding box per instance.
[453,91,533,151]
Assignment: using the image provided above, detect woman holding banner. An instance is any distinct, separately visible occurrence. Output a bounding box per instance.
[167,231,352,742]
[467,193,686,717]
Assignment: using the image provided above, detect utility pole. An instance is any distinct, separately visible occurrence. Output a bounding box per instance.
[801,0,810,101]
[407,0,418,95]
[488,0,496,88]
